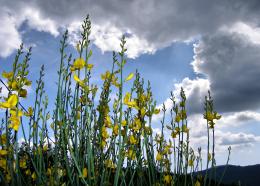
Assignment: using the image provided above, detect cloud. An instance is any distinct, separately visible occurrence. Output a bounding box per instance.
[173,77,210,114]
[0,3,59,58]
[2,0,260,58]
[218,131,260,146]
[0,9,22,57]
[192,30,260,113]
[68,21,155,58]
[152,77,210,122]
[218,111,260,128]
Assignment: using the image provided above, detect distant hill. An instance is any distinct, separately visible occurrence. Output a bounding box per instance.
[197,164,260,186]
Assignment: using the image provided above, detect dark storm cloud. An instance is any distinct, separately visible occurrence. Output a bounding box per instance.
[1,0,260,48]
[192,31,260,113]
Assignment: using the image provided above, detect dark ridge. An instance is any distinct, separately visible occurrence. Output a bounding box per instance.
[196,164,260,186]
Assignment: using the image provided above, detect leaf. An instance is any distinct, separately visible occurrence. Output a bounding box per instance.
[125,73,134,82]
[87,50,92,60]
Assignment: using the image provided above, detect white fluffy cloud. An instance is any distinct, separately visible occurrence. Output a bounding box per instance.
[68,21,155,58]
[0,9,22,57]
[0,4,59,58]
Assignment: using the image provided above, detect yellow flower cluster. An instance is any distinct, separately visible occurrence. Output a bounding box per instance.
[204,111,221,128]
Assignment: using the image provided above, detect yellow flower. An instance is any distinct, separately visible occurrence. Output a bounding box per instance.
[125,73,134,82]
[104,115,112,128]
[163,174,172,184]
[87,63,94,70]
[73,74,85,88]
[24,78,32,86]
[127,149,136,160]
[0,149,8,156]
[113,124,119,136]
[70,58,85,71]
[101,71,111,80]
[144,126,152,135]
[32,172,37,181]
[132,118,142,132]
[24,107,33,117]
[43,145,48,152]
[11,81,18,90]
[0,94,18,109]
[214,112,222,120]
[204,111,214,121]
[82,167,87,178]
[2,71,13,79]
[105,159,116,168]
[195,180,201,186]
[154,109,160,115]
[9,109,23,131]
[47,168,52,176]
[123,92,131,105]
[171,131,177,138]
[175,114,181,123]
[1,134,6,144]
[123,93,139,109]
[129,135,137,145]
[0,159,7,169]
[18,89,27,98]
[19,159,26,169]
[5,172,11,183]
[188,159,194,167]
[101,140,107,149]
[25,169,31,175]
[101,126,109,139]
[156,152,162,161]
[208,153,212,161]
[182,125,189,133]
[121,120,127,127]
[141,107,146,117]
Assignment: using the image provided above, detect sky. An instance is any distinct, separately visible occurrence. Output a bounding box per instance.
[1,0,260,167]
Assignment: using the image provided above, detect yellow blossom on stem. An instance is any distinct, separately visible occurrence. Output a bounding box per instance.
[154,108,160,115]
[0,134,6,144]
[70,58,85,71]
[163,174,172,184]
[0,94,18,109]
[101,126,109,139]
[0,159,7,169]
[127,149,136,160]
[19,159,27,169]
[188,159,194,167]
[105,159,116,168]
[129,135,138,145]
[5,172,11,183]
[0,149,8,156]
[24,107,33,117]
[32,172,37,181]
[125,73,134,82]
[195,180,201,186]
[73,74,85,88]
[113,124,119,136]
[82,167,88,178]
[9,109,23,131]
[156,152,162,161]
[18,89,27,98]
[121,120,127,127]
[2,71,13,79]
[25,169,31,176]
[132,118,142,132]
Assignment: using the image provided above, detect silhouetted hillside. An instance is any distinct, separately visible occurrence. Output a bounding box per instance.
[197,164,260,186]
